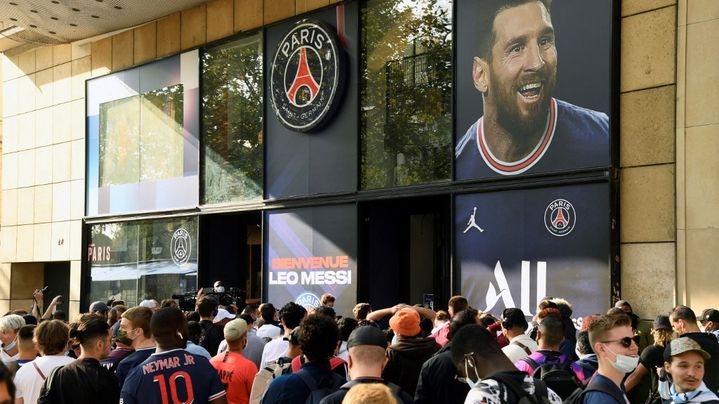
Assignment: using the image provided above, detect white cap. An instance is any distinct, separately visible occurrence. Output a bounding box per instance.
[224,318,248,341]
[213,308,236,324]
[139,299,158,309]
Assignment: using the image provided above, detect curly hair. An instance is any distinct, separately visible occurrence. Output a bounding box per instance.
[297,314,338,362]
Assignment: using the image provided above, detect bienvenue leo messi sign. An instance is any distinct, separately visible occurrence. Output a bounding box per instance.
[455,183,612,327]
[264,205,357,317]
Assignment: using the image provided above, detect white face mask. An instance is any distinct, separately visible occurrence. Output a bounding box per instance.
[603,344,639,373]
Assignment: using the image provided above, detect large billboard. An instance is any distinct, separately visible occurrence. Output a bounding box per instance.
[455,183,611,325]
[455,0,614,180]
[265,204,357,318]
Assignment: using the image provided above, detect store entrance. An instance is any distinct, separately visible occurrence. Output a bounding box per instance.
[359,195,451,312]
[199,212,262,305]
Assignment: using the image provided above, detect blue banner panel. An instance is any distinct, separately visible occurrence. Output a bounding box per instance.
[265,204,357,318]
[455,183,610,327]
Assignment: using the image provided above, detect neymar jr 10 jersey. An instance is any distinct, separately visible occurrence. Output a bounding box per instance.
[120,348,226,404]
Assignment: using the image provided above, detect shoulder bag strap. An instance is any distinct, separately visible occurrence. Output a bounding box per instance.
[513,340,533,355]
[33,362,47,380]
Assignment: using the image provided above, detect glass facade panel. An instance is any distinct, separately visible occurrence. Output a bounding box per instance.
[202,33,264,204]
[361,0,453,189]
[88,216,198,307]
[86,52,199,216]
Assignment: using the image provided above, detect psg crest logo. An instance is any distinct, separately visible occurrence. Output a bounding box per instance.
[270,20,345,132]
[295,292,321,311]
[171,227,191,266]
[544,199,576,237]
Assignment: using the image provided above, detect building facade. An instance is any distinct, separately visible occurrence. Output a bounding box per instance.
[0,0,715,320]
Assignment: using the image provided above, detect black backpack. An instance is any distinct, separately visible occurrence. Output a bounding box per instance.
[36,365,63,404]
[488,372,551,404]
[295,369,345,404]
[562,376,623,404]
[524,355,583,400]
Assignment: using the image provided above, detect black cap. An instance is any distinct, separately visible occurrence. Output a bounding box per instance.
[701,309,719,322]
[347,326,387,349]
[653,314,672,331]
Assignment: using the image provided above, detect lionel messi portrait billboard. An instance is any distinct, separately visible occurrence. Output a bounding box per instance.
[455,0,614,179]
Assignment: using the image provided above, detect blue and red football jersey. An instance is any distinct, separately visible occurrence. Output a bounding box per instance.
[120,348,226,404]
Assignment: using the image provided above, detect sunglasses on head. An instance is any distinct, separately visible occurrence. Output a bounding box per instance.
[601,336,635,348]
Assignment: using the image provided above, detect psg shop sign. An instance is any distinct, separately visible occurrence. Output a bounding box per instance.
[454,183,612,326]
[270,19,347,132]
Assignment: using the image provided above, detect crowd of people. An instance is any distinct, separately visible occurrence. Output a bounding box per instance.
[0,287,718,404]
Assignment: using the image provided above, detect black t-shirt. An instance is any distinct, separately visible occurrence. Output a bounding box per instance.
[318,378,414,404]
[199,320,224,356]
[640,344,665,372]
[46,358,120,404]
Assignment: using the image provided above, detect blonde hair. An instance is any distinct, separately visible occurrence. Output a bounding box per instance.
[342,383,397,404]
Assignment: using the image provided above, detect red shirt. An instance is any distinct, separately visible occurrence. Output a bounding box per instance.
[210,351,258,404]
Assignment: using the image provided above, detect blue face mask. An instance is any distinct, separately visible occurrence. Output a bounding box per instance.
[2,338,16,352]
[463,354,482,389]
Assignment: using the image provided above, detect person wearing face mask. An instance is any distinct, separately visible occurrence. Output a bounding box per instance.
[209,319,257,404]
[38,314,119,403]
[661,337,719,404]
[120,307,227,404]
[700,309,719,343]
[451,324,562,403]
[582,313,640,403]
[114,306,156,388]
[670,306,719,393]
[0,315,26,374]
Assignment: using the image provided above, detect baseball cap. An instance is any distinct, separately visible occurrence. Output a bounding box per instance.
[389,308,421,337]
[213,308,236,324]
[223,318,248,341]
[347,326,387,349]
[664,337,711,362]
[139,300,158,309]
[652,314,672,331]
[701,309,719,323]
[89,301,109,313]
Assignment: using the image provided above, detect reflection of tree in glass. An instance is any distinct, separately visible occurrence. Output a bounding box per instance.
[140,85,184,182]
[361,0,452,189]
[202,34,264,204]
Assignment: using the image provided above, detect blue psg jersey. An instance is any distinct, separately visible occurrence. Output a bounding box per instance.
[455,98,609,180]
[120,349,226,404]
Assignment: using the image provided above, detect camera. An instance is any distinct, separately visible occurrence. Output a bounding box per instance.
[172,286,245,312]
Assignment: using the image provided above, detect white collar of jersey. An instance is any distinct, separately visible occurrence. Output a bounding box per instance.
[475,97,557,176]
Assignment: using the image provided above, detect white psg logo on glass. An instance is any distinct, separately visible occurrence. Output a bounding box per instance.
[295,292,321,311]
[171,228,191,266]
[270,20,345,132]
[544,199,576,237]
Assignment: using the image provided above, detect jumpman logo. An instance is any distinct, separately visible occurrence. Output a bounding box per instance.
[463,206,484,233]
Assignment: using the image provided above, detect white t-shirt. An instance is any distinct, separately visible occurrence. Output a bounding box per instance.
[13,355,75,402]
[259,338,289,369]
[502,334,539,364]
[0,349,18,366]
[256,324,282,340]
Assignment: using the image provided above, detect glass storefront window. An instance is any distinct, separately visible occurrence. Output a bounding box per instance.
[87,52,200,216]
[361,0,453,189]
[202,33,264,204]
[88,216,198,307]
